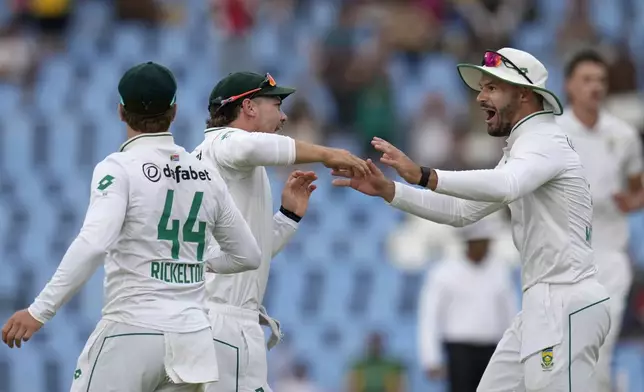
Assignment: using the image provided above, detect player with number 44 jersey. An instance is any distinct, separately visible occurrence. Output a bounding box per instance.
[1,62,261,392]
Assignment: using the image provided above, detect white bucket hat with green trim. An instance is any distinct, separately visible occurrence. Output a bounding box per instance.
[457,48,564,115]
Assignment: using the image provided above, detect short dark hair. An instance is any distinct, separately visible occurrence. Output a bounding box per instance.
[121,106,175,134]
[206,102,241,128]
[565,49,608,79]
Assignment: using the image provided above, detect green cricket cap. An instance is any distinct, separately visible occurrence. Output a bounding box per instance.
[208,72,296,109]
[118,61,177,116]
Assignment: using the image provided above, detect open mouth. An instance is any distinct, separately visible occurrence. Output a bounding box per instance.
[483,108,497,124]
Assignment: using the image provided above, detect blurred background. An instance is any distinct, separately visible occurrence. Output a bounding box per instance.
[0,0,644,391]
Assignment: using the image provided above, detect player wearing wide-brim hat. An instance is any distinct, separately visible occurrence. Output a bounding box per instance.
[455,48,564,138]
[332,48,611,391]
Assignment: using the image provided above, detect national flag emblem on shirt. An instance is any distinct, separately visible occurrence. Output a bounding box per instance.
[541,347,554,370]
[170,154,180,162]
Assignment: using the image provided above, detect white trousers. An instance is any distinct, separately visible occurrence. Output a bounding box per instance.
[70,319,218,392]
[594,250,633,392]
[477,278,611,392]
[205,304,272,392]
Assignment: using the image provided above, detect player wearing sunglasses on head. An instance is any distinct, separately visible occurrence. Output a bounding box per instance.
[192,72,368,392]
[333,48,611,391]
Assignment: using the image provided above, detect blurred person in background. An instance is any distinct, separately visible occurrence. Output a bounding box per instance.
[408,94,455,169]
[274,360,322,392]
[347,332,406,392]
[557,49,644,392]
[452,0,529,55]
[12,0,72,49]
[0,17,38,98]
[115,0,162,24]
[211,0,257,76]
[418,214,517,392]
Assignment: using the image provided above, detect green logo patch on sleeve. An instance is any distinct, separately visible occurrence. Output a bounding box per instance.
[97,175,115,191]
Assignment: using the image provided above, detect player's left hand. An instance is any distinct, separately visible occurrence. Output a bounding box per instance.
[281,170,318,217]
[613,191,644,213]
[2,309,43,348]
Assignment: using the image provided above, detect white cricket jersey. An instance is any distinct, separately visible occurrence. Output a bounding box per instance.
[418,257,517,369]
[390,112,597,291]
[193,127,299,310]
[557,109,643,252]
[28,133,260,333]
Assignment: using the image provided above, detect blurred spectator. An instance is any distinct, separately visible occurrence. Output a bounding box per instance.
[115,0,163,24]
[282,98,322,146]
[347,332,406,392]
[0,18,38,92]
[418,214,517,392]
[452,0,529,54]
[12,0,72,50]
[316,2,361,130]
[274,360,322,392]
[352,34,397,155]
[211,0,258,75]
[557,0,598,57]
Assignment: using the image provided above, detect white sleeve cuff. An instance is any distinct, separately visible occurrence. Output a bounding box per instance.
[27,305,48,324]
[275,210,300,229]
[387,181,406,207]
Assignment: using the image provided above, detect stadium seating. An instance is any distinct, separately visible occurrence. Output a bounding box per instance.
[1,1,643,391]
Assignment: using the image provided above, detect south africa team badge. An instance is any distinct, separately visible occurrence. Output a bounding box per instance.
[541,347,554,371]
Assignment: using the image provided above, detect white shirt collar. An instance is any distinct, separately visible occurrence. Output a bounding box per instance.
[119,132,174,152]
[506,110,555,148]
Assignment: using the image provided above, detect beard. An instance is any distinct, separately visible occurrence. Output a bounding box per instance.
[486,93,520,138]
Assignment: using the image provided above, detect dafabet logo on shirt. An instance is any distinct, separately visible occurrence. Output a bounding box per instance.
[142,163,212,183]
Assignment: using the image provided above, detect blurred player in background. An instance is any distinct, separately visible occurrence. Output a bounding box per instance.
[558,49,644,391]
[333,48,611,391]
[193,71,369,392]
[1,62,262,392]
[418,214,517,392]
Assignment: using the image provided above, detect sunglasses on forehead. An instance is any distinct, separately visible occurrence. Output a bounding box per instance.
[216,73,277,108]
[482,51,533,85]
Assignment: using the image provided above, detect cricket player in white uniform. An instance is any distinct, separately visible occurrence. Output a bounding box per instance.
[1,62,262,392]
[192,72,369,392]
[557,49,644,391]
[333,48,612,391]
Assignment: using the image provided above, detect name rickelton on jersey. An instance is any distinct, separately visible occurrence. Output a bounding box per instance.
[141,159,213,285]
[142,162,213,183]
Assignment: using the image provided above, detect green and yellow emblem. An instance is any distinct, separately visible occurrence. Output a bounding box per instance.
[541,347,554,370]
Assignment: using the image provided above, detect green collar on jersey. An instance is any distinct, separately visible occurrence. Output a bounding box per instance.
[506,110,554,147]
[119,132,173,152]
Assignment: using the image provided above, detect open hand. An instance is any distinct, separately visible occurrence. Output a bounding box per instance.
[2,309,43,348]
[331,159,395,202]
[371,137,422,184]
[281,170,317,217]
[323,148,370,177]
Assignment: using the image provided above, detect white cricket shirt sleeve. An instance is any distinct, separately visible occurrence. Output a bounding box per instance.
[28,157,128,324]
[271,211,298,257]
[418,268,445,369]
[389,183,504,227]
[623,128,643,177]
[435,135,566,203]
[211,129,296,171]
[206,183,262,274]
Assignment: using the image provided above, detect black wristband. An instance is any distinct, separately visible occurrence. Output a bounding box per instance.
[280,206,302,223]
[417,166,431,188]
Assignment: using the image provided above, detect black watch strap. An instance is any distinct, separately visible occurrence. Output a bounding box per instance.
[279,206,302,223]
[418,167,431,188]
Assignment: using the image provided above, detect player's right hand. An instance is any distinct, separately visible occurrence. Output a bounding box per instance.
[371,137,422,185]
[322,148,369,177]
[332,159,395,202]
[2,309,43,348]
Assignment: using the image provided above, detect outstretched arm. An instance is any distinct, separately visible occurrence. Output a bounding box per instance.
[203,129,369,175]
[3,158,128,348]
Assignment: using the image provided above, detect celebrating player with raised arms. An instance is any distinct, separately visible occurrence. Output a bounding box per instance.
[334,48,611,392]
